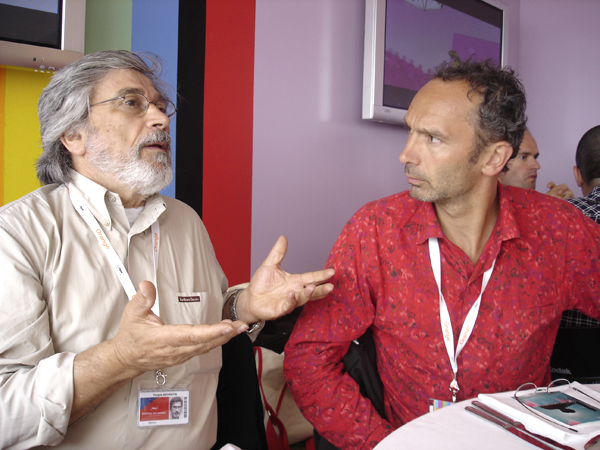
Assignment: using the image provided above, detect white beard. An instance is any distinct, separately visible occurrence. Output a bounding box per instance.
[85,129,173,197]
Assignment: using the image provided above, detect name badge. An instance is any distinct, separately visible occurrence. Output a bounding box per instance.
[429,397,454,412]
[138,389,190,427]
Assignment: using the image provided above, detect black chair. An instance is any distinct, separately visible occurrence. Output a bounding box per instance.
[212,333,268,450]
[550,324,600,384]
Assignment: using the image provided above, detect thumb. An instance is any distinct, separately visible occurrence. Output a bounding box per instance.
[547,181,556,189]
[262,235,288,267]
[130,280,157,314]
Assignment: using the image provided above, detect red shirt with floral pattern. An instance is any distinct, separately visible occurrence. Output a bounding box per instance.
[284,184,600,450]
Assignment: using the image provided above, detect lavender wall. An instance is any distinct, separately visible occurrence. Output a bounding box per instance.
[252,0,407,274]
[518,0,600,197]
[251,0,597,275]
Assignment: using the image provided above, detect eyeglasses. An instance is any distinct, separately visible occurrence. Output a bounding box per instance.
[89,93,177,117]
[513,378,600,432]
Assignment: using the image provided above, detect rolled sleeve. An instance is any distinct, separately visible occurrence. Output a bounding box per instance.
[0,221,74,448]
[0,353,75,449]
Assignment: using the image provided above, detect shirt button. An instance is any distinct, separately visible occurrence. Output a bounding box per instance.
[107,196,116,202]
[103,219,111,227]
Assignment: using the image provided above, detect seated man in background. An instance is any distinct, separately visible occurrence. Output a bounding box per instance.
[499,128,573,199]
[561,124,600,327]
[284,59,600,450]
[570,125,600,224]
[0,50,334,449]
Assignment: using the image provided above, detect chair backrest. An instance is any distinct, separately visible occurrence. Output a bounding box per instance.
[550,325,600,384]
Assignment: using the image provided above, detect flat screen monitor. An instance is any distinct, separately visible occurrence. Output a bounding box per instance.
[0,0,85,71]
[363,0,509,125]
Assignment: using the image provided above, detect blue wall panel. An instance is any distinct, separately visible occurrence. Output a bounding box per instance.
[131,0,179,198]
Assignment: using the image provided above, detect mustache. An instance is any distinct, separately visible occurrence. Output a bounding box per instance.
[404,164,418,177]
[137,130,172,152]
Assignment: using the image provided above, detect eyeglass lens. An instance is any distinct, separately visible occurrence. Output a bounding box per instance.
[121,93,176,117]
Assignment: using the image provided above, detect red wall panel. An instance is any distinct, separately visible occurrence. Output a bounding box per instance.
[203,0,255,285]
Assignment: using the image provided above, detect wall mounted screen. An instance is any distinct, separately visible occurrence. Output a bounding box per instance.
[0,0,62,49]
[363,0,509,125]
[0,0,85,71]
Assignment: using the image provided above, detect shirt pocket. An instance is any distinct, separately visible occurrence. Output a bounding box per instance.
[163,291,223,327]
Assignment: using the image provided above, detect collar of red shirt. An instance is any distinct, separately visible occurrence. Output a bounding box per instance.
[410,183,521,270]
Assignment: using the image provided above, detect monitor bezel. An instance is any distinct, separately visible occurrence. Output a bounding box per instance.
[362,0,510,126]
[0,0,85,72]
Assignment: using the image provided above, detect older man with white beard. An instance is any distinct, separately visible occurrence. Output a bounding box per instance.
[0,50,334,450]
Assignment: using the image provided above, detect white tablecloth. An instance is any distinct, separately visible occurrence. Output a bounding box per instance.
[374,385,600,450]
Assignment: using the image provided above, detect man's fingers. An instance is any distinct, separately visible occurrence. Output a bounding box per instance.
[113,320,248,372]
[262,235,288,267]
[294,283,334,305]
[307,282,335,300]
[298,268,336,287]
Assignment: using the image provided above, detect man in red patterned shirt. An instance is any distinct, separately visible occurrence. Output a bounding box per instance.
[284,59,600,450]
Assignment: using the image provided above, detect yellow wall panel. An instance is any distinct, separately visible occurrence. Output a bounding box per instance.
[3,68,52,205]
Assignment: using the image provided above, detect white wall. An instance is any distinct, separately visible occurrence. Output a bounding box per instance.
[251,0,600,275]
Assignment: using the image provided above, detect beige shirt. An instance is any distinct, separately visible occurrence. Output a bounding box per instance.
[0,171,228,449]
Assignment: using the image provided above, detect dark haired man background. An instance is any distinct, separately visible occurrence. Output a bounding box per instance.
[560,124,600,328]
[570,125,600,224]
[499,128,573,199]
[284,60,600,450]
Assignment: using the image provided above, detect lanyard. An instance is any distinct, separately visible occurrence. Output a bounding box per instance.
[428,237,495,402]
[68,184,161,317]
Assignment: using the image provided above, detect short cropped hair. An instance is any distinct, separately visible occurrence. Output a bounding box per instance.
[432,58,527,162]
[575,125,600,184]
[36,50,173,185]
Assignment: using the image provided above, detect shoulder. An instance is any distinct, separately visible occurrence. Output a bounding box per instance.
[0,184,67,234]
[335,191,423,245]
[567,189,600,223]
[160,195,201,219]
[352,191,418,224]
[501,184,597,233]
[158,195,213,239]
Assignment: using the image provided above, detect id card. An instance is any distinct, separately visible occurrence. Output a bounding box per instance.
[428,398,454,412]
[138,389,190,427]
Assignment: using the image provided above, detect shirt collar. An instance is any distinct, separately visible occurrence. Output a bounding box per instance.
[410,182,521,248]
[68,170,166,234]
[588,185,600,201]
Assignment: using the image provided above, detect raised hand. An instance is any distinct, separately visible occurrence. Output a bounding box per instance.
[546,182,574,200]
[234,236,335,324]
[110,281,248,373]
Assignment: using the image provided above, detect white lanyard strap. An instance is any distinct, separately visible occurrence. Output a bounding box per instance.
[428,237,495,401]
[68,184,161,317]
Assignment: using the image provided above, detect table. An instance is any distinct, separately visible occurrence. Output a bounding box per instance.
[374,385,600,450]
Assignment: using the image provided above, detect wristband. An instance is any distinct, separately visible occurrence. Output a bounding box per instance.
[228,289,265,334]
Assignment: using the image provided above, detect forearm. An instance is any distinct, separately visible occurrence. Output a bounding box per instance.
[70,340,143,425]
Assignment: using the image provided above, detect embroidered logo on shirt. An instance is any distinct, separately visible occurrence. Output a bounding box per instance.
[178,295,201,303]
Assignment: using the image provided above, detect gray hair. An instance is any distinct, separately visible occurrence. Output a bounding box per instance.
[36,50,173,185]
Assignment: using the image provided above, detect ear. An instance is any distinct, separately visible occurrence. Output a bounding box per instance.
[60,128,87,156]
[482,141,512,177]
[573,166,584,188]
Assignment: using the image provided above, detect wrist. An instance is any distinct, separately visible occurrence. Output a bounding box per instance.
[228,289,264,334]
